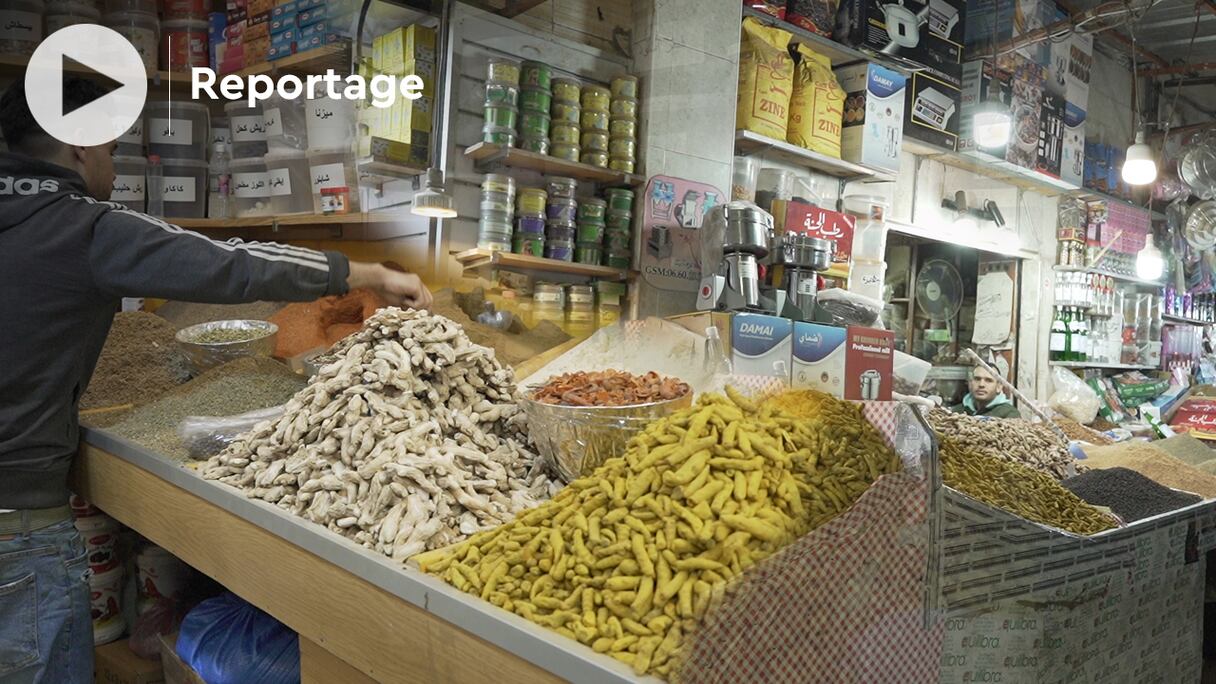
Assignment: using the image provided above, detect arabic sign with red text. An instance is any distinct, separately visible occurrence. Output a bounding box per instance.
[640,175,725,292]
[782,201,855,277]
[1169,397,1216,438]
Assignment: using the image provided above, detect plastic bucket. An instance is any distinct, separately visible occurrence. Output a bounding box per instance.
[848,260,887,302]
[136,545,189,602]
[74,513,119,572]
[264,93,308,151]
[111,155,147,212]
[160,18,208,71]
[146,100,209,161]
[225,100,268,159]
[305,96,356,153]
[231,157,271,218]
[89,565,125,644]
[161,158,208,218]
[264,151,312,215]
[104,10,158,72]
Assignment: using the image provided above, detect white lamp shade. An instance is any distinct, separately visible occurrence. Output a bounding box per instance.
[973,107,1011,148]
[1135,235,1164,281]
[1121,133,1157,186]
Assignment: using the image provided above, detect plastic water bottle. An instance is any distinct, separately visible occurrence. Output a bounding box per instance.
[146,154,164,216]
[209,142,231,219]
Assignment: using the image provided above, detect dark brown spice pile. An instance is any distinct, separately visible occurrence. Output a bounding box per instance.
[80,312,192,410]
[1062,467,1202,522]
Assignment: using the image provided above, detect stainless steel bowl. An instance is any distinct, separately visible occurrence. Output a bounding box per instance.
[175,320,278,373]
[782,234,835,270]
[521,392,694,482]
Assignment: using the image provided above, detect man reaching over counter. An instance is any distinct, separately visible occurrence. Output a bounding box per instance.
[0,76,432,683]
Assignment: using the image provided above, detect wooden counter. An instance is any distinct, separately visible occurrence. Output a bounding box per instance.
[77,429,645,684]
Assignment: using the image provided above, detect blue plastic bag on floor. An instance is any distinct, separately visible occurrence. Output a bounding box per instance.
[176,592,300,684]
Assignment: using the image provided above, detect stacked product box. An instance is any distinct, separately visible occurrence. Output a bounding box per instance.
[958,53,1047,171]
[728,312,894,401]
[358,24,437,163]
[1050,30,1093,185]
[833,63,906,174]
[835,0,966,151]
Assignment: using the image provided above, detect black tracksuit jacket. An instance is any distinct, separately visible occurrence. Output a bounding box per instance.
[0,153,350,509]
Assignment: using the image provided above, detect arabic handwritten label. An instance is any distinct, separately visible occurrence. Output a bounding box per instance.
[210,126,231,147]
[0,12,40,42]
[307,101,349,146]
[162,176,196,203]
[233,171,269,198]
[266,167,293,196]
[111,174,145,201]
[148,119,193,145]
[263,108,284,138]
[231,115,266,142]
[119,119,144,145]
[309,162,346,193]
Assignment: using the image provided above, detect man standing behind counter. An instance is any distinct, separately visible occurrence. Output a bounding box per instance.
[949,364,1021,418]
[0,77,432,683]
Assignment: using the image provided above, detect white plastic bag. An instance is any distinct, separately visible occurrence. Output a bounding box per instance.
[177,406,286,460]
[1048,367,1100,424]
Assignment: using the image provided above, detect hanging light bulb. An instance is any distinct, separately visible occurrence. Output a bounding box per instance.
[973,98,1011,148]
[1122,131,1158,186]
[411,168,457,218]
[1135,233,1164,281]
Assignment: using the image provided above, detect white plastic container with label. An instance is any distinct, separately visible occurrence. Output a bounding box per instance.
[306,149,360,214]
[47,2,99,35]
[264,150,311,215]
[305,95,355,153]
[0,0,45,58]
[110,155,147,212]
[225,100,269,159]
[146,100,209,160]
[848,260,888,302]
[135,545,188,603]
[160,158,207,218]
[89,564,126,645]
[103,10,158,72]
[265,93,308,152]
[231,157,271,217]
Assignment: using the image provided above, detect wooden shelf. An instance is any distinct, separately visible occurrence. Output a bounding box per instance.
[1050,361,1158,371]
[740,6,910,74]
[734,130,888,180]
[226,42,351,79]
[1164,314,1213,325]
[358,137,429,184]
[1052,265,1163,287]
[453,248,628,281]
[172,212,411,229]
[0,53,188,85]
[464,143,643,187]
[906,139,1082,197]
[1074,188,1164,221]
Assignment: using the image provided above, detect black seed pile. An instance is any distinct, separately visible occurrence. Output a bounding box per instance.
[1062,467,1202,523]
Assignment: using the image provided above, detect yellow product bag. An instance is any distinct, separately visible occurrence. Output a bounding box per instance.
[736,17,794,140]
[787,44,845,158]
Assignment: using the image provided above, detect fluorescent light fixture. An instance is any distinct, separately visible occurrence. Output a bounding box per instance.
[1135,234,1164,281]
[411,168,457,218]
[1121,131,1157,186]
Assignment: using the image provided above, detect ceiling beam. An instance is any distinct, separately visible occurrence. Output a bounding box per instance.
[1144,62,1216,76]
[1050,0,1170,68]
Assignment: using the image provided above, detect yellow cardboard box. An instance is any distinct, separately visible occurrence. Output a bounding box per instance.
[379,24,436,74]
[390,96,433,138]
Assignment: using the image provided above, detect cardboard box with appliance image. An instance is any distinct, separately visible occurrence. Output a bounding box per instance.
[835,0,966,81]
[963,0,1057,68]
[1035,90,1065,178]
[835,63,906,174]
[772,199,856,278]
[792,321,894,400]
[732,313,793,382]
[903,69,961,151]
[958,54,1044,169]
[1050,30,1093,185]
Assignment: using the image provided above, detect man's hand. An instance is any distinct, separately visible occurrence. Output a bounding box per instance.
[347,262,433,310]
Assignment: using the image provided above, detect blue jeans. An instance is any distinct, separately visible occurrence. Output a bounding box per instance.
[0,519,92,684]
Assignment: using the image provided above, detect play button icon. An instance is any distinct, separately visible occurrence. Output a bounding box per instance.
[25,25,148,147]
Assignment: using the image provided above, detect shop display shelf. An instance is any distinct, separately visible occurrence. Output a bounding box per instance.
[1052,264,1164,287]
[734,130,889,180]
[232,42,352,79]
[906,139,1082,197]
[464,143,644,187]
[358,137,429,184]
[1164,314,1213,325]
[740,6,910,74]
[0,53,189,85]
[453,247,629,281]
[1049,361,1158,371]
[1072,188,1165,221]
[172,212,412,229]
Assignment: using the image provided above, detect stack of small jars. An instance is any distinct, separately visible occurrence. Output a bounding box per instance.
[575,197,606,265]
[603,188,634,269]
[518,60,552,154]
[580,85,611,169]
[550,78,581,162]
[483,58,520,146]
[544,177,577,261]
[608,75,639,174]
[516,186,548,256]
[478,174,515,251]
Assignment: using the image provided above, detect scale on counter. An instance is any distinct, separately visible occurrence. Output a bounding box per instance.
[912,88,956,131]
